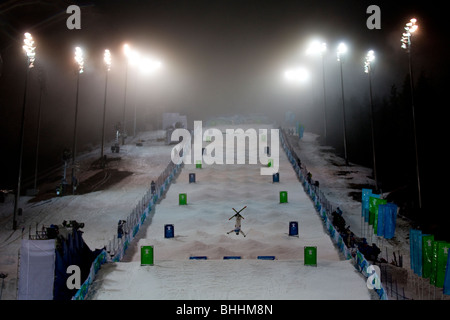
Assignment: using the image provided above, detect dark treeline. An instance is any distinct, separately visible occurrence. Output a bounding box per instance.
[323,69,447,240]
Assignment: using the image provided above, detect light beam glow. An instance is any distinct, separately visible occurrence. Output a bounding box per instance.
[104,49,112,71]
[306,40,326,56]
[401,18,418,50]
[364,50,375,73]
[75,47,84,73]
[140,57,162,74]
[283,67,309,83]
[124,44,141,66]
[337,42,347,61]
[23,32,36,68]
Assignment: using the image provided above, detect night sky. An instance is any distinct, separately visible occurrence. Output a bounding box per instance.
[0,1,448,230]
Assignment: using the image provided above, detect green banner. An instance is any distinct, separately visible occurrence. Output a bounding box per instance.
[422,234,434,278]
[369,196,386,233]
[430,241,442,285]
[368,195,379,226]
[437,242,450,288]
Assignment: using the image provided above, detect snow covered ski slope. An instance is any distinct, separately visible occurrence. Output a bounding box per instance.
[87,124,373,300]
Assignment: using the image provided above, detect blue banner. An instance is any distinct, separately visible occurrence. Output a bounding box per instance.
[410,229,416,272]
[416,230,423,276]
[377,203,397,239]
[444,252,450,295]
[410,229,423,276]
[361,189,372,222]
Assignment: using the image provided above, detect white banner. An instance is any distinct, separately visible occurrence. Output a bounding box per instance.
[18,239,56,300]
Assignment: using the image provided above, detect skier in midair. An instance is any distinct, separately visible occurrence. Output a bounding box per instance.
[227,206,247,237]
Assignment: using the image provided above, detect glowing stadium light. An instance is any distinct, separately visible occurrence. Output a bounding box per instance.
[306,40,326,56]
[305,39,328,142]
[401,18,418,50]
[104,49,112,71]
[336,42,349,165]
[23,32,36,68]
[336,42,347,62]
[14,32,37,229]
[140,57,162,74]
[400,17,422,208]
[123,43,130,55]
[124,43,141,66]
[284,67,309,83]
[364,50,375,74]
[75,47,84,73]
[363,49,379,191]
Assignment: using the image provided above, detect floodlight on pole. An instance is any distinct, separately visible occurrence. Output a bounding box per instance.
[13,32,36,229]
[401,17,422,209]
[124,43,130,56]
[71,47,84,193]
[306,40,326,56]
[337,42,347,62]
[23,32,36,68]
[306,39,328,144]
[364,50,375,74]
[75,47,84,73]
[401,18,418,50]
[364,50,379,191]
[124,44,140,63]
[104,49,112,71]
[337,42,349,166]
[125,46,140,66]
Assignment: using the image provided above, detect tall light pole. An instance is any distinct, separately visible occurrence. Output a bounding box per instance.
[101,49,112,162]
[337,42,349,166]
[12,32,36,230]
[306,40,328,144]
[364,50,379,191]
[72,47,84,192]
[32,66,46,194]
[401,18,422,209]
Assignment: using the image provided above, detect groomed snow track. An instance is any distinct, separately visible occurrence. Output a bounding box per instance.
[85,124,377,300]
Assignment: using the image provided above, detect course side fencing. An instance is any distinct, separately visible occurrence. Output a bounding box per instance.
[72,157,184,300]
[107,160,183,262]
[280,128,388,300]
